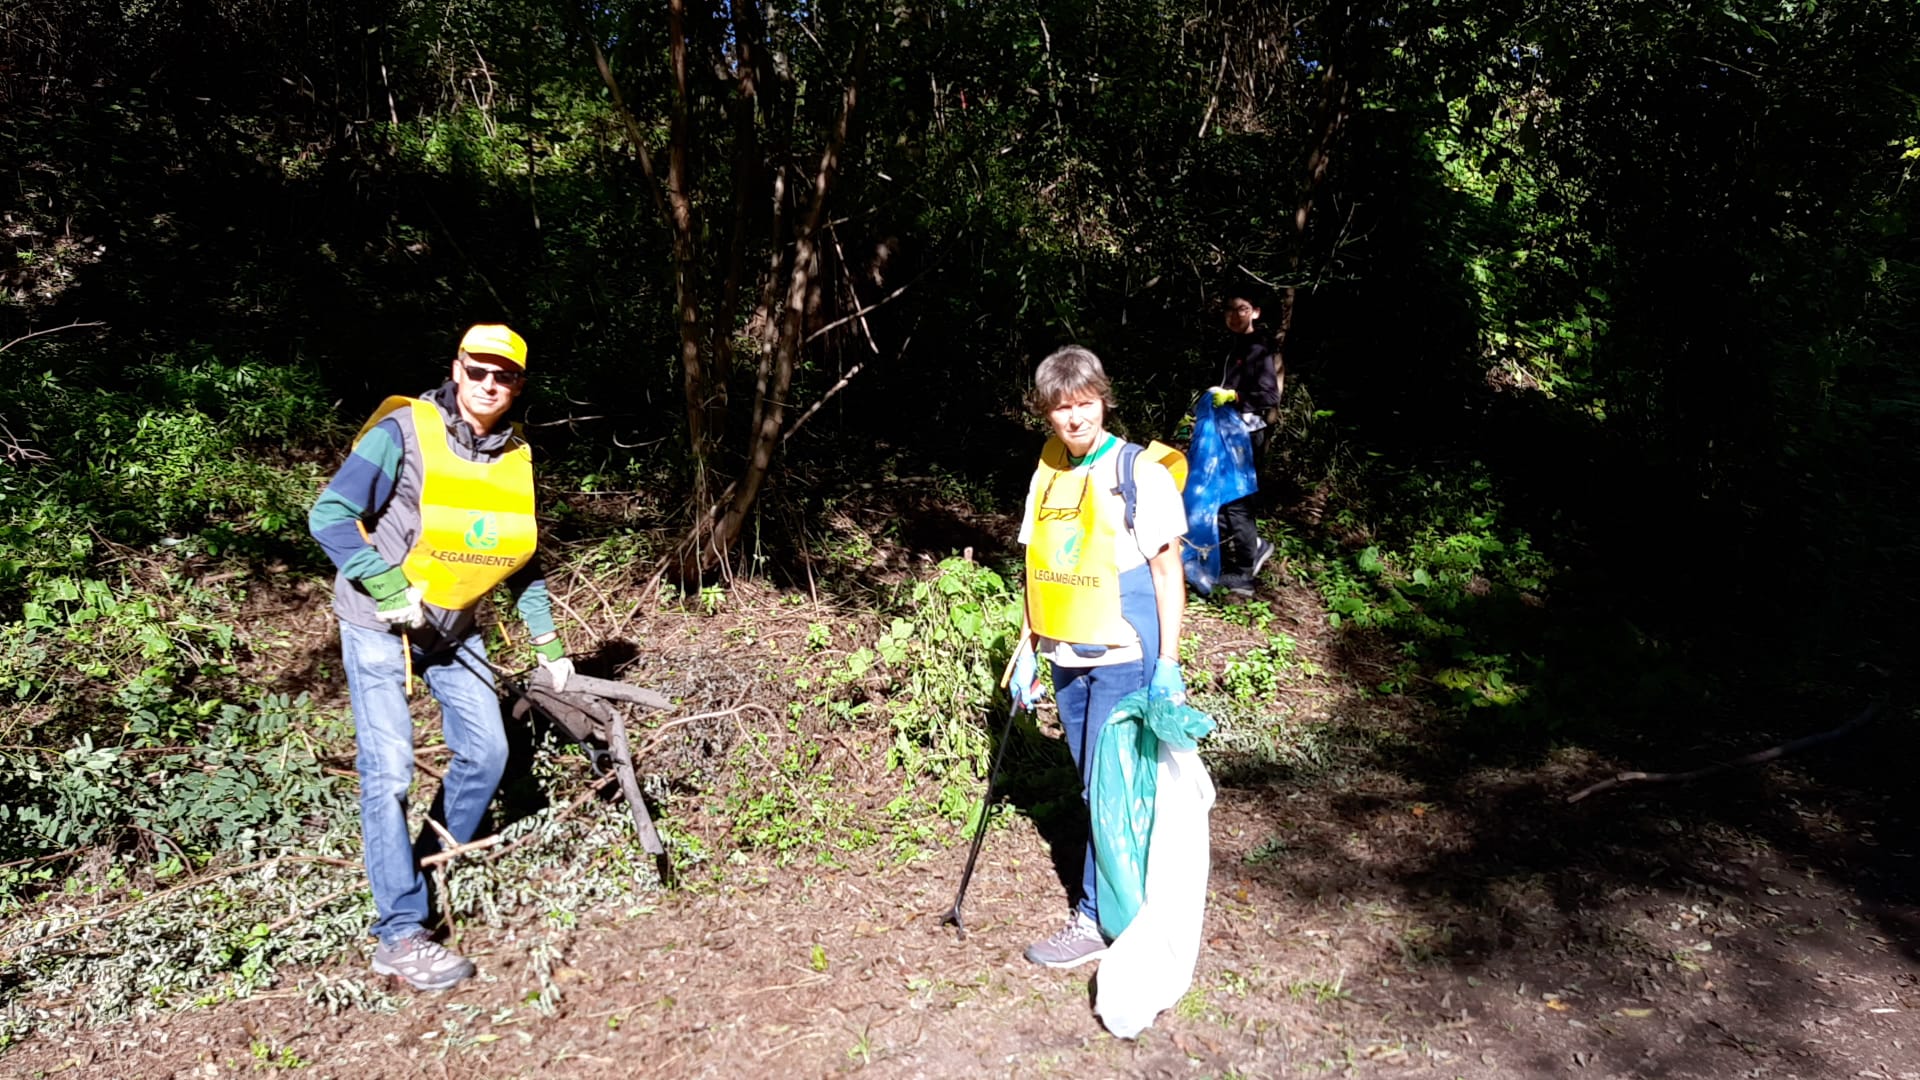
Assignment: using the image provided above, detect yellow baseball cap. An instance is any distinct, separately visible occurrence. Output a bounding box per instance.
[458,324,529,369]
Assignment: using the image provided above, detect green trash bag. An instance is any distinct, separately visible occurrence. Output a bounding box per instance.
[1090,690,1215,941]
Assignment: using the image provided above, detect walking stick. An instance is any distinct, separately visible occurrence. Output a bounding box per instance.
[942,699,1024,941]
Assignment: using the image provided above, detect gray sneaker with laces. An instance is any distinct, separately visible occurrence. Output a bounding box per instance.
[372,931,475,991]
[1023,911,1109,969]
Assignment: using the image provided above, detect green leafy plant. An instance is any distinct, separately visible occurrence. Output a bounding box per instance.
[1220,633,1307,701]
[872,558,1025,785]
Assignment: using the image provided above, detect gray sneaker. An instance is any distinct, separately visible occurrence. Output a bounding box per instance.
[1024,911,1109,969]
[372,931,475,991]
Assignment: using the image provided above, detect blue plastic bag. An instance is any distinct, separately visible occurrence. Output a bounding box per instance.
[1181,396,1258,594]
[1089,690,1216,940]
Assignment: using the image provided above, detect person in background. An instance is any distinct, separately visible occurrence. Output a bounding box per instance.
[1207,291,1282,596]
[308,324,572,991]
[1009,345,1189,968]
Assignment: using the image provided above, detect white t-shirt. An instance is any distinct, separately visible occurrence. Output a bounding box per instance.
[1019,439,1186,668]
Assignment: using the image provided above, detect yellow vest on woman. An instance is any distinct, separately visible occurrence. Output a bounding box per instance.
[1024,436,1186,648]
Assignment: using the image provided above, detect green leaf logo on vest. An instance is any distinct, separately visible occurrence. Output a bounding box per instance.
[1053,532,1083,570]
[464,512,501,551]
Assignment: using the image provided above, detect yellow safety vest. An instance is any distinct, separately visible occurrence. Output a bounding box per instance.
[354,397,538,610]
[1026,438,1127,645]
[1024,437,1186,646]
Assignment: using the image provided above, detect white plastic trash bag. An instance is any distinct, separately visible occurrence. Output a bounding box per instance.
[1093,742,1216,1039]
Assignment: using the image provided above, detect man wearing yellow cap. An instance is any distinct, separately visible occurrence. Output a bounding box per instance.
[308,323,570,991]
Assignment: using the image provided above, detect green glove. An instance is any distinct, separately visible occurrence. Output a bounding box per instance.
[1209,387,1238,408]
[363,567,424,630]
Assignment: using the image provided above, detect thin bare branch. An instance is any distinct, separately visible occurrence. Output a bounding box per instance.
[804,277,915,344]
[0,320,104,355]
[588,38,669,225]
[782,329,912,446]
[1567,702,1883,803]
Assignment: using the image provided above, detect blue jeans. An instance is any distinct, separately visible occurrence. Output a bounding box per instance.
[340,620,508,945]
[1051,654,1151,923]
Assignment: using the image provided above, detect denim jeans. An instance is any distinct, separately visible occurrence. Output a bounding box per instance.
[339,620,508,945]
[1051,654,1151,923]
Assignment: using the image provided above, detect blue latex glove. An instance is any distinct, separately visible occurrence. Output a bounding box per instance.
[1009,642,1042,710]
[1150,657,1187,705]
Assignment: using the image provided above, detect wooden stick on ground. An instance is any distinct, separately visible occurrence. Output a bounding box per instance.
[417,773,622,870]
[418,831,507,868]
[1566,701,1884,804]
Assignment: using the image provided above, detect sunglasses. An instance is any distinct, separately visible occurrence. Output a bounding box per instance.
[1035,469,1091,522]
[462,363,526,388]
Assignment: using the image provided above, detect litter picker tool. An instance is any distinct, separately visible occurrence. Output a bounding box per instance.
[943,636,1036,940]
[941,698,1024,941]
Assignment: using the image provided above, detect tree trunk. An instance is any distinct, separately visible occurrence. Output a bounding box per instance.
[1275,60,1352,361]
[665,0,710,505]
[675,52,863,578]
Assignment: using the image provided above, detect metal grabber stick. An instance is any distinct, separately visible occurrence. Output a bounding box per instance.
[942,698,1024,941]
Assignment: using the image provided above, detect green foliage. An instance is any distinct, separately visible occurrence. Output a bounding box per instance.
[871,558,1025,785]
[2,572,237,706]
[1272,461,1559,715]
[719,731,874,864]
[0,692,353,864]
[0,357,332,602]
[1219,633,1312,702]
[731,559,1027,864]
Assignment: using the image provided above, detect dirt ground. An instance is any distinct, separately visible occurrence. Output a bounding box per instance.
[3,557,1916,1079]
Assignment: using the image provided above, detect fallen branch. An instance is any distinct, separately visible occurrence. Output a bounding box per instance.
[296,770,635,918]
[0,846,84,872]
[1566,701,1883,804]
[423,816,459,851]
[412,773,622,872]
[419,829,507,869]
[632,702,767,760]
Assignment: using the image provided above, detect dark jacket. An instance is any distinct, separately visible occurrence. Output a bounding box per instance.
[1219,330,1281,417]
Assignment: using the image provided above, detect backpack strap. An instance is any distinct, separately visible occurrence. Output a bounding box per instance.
[1111,440,1188,535]
[1113,442,1144,534]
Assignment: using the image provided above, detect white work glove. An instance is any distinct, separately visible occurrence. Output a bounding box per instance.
[537,655,575,694]
[533,635,573,693]
[365,568,425,630]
